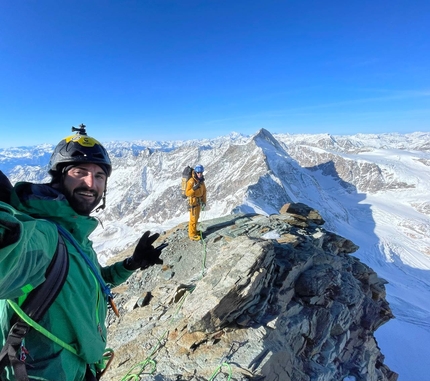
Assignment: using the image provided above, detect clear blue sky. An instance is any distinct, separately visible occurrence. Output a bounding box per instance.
[1,0,430,148]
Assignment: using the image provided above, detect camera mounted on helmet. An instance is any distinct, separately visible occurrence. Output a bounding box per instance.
[71,124,87,135]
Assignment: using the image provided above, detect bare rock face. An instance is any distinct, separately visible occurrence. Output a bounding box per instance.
[104,204,397,381]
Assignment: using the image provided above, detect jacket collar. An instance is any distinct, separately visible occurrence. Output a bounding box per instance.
[11,182,99,242]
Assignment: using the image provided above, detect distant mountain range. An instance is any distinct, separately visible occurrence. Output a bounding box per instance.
[1,129,429,379]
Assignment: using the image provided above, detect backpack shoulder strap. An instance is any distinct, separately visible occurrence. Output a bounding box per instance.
[0,233,69,380]
[18,234,69,322]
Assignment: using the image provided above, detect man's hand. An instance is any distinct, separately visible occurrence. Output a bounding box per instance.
[192,183,200,191]
[124,231,163,271]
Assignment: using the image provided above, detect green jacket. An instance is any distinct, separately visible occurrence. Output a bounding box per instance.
[0,182,134,381]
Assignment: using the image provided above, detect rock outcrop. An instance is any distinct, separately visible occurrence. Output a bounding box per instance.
[104,203,397,381]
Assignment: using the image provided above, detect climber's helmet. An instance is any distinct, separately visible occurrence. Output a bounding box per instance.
[194,164,204,174]
[49,124,112,181]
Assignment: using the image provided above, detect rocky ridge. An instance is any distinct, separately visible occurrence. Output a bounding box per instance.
[104,203,397,381]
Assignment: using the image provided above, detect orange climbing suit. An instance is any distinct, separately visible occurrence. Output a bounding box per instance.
[185,170,207,240]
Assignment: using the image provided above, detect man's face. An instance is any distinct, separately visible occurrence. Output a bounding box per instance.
[61,163,107,215]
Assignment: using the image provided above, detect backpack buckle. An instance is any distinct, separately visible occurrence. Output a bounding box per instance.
[9,322,29,340]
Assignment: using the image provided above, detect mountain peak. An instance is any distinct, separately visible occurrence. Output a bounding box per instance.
[253,128,279,144]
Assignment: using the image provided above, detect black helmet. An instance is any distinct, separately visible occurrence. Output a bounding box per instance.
[49,124,112,178]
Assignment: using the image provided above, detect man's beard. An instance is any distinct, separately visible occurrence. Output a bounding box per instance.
[63,186,103,216]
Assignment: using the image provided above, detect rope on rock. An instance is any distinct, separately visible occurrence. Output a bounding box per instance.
[208,362,233,381]
[120,206,236,381]
[197,208,208,278]
[120,286,193,381]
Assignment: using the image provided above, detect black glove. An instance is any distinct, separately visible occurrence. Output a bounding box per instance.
[192,183,201,191]
[124,231,163,271]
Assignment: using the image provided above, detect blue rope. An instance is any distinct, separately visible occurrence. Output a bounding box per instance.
[55,224,113,300]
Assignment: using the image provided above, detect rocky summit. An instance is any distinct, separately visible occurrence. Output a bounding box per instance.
[104,203,397,381]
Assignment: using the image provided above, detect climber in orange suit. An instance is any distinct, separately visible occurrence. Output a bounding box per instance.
[185,164,207,241]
